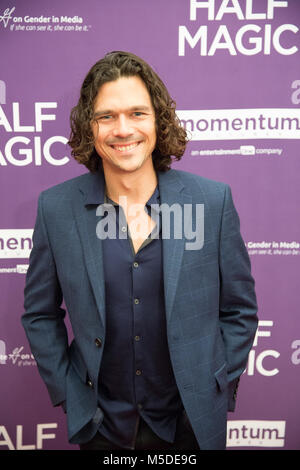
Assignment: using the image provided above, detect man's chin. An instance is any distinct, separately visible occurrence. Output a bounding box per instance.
[101,152,154,175]
[112,158,148,174]
[118,163,144,173]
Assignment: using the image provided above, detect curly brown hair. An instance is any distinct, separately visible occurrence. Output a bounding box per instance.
[68,51,188,173]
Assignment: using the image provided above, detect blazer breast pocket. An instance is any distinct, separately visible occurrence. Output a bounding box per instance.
[182,239,218,269]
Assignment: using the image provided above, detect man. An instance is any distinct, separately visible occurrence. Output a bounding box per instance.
[22,51,258,450]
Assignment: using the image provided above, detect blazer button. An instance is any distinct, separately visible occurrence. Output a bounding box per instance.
[95,338,102,348]
[87,379,93,388]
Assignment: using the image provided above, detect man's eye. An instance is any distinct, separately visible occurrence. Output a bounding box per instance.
[99,115,112,120]
[133,112,144,117]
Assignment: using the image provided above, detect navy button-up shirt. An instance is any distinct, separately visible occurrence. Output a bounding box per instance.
[97,185,182,449]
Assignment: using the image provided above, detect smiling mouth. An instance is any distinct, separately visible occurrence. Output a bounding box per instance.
[110,142,140,152]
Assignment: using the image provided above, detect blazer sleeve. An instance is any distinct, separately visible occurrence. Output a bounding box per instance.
[21,192,69,407]
[218,184,258,411]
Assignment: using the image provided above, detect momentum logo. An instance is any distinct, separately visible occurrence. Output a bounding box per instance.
[0,229,33,258]
[177,109,300,141]
[227,420,286,448]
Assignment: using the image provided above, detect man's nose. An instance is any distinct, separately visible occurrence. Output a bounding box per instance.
[112,115,133,138]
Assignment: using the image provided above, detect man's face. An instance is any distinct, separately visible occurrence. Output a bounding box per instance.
[91,75,157,174]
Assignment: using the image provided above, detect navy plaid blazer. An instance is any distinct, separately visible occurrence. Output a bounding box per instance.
[22,168,258,450]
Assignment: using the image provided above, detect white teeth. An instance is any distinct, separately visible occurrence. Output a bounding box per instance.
[113,142,139,152]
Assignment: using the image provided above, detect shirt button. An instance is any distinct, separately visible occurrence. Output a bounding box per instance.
[136,369,142,376]
[121,226,127,232]
[134,335,141,341]
[133,262,139,268]
[95,338,102,348]
[134,298,139,305]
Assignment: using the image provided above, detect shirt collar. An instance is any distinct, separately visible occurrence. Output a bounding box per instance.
[104,185,160,208]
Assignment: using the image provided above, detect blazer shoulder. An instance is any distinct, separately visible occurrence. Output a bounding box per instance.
[170,168,229,200]
[171,168,226,186]
[40,172,92,200]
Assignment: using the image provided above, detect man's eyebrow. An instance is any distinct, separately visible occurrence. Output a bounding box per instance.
[93,105,152,118]
[92,110,111,119]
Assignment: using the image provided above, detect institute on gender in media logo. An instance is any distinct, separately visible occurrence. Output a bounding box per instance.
[0,7,15,28]
[0,340,36,367]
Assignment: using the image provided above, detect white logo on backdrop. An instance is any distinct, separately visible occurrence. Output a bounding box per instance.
[244,320,280,376]
[0,340,6,364]
[1,6,90,33]
[227,420,286,448]
[179,0,299,56]
[0,7,15,28]
[9,346,24,364]
[0,80,6,104]
[0,423,57,450]
[0,230,33,258]
[291,340,300,365]
[0,264,29,274]
[0,340,36,367]
[177,109,300,141]
[246,240,300,257]
[190,146,283,157]
[0,88,70,166]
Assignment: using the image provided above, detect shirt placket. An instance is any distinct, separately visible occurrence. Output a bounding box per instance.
[132,251,144,410]
[105,189,161,448]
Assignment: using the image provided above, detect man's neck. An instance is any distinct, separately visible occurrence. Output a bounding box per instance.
[103,159,158,206]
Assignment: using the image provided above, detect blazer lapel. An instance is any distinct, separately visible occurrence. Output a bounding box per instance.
[72,171,106,329]
[158,170,192,324]
[71,169,192,328]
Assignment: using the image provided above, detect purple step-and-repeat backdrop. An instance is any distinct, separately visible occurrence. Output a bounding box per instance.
[1,0,299,450]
